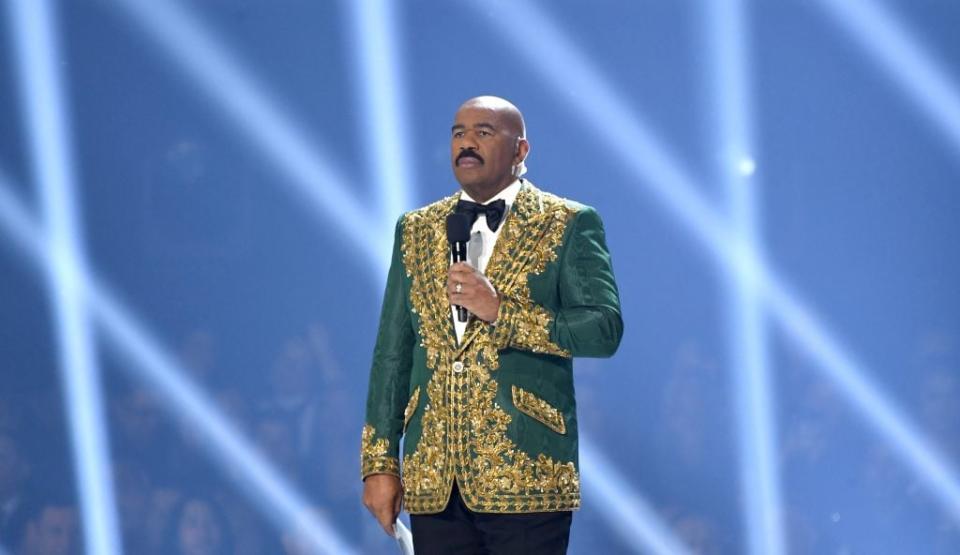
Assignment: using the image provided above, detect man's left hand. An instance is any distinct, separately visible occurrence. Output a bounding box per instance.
[447,262,500,323]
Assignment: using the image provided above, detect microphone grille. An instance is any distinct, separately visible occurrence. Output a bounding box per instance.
[446,213,471,243]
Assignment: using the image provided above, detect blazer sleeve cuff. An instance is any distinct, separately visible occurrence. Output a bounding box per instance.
[360,424,401,480]
[361,457,401,481]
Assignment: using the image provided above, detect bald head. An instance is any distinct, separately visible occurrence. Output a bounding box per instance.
[450,96,530,202]
[458,96,526,138]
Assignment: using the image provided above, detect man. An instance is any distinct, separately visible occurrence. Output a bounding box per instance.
[6,491,78,555]
[361,96,622,554]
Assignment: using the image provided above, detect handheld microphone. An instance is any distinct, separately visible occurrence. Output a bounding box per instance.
[446,213,471,322]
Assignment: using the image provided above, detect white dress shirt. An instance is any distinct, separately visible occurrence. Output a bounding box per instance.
[452,179,521,342]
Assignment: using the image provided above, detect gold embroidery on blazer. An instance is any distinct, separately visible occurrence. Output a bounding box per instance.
[399,194,457,503]
[459,361,579,511]
[512,385,566,435]
[459,185,572,358]
[399,184,581,514]
[403,387,421,431]
[361,424,399,477]
[402,363,448,498]
[496,299,570,358]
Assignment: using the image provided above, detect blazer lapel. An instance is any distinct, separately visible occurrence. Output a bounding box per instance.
[438,198,461,350]
[455,181,543,357]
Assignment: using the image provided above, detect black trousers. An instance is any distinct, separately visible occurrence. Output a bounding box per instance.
[409,482,573,555]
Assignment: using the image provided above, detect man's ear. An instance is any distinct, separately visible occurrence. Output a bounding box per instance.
[514,138,530,177]
[515,137,529,162]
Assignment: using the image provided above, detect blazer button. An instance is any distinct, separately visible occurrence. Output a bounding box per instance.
[452,360,465,373]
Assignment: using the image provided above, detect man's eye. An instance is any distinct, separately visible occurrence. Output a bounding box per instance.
[453,132,464,138]
[478,130,490,136]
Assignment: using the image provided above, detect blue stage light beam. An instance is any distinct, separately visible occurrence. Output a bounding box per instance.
[812,0,960,158]
[0,172,41,259]
[581,439,694,555]
[344,0,415,222]
[707,1,785,553]
[110,0,389,274]
[0,178,359,555]
[467,0,729,249]
[6,2,122,554]
[469,0,960,529]
[765,274,960,519]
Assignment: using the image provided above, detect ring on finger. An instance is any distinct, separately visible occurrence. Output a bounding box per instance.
[455,282,462,294]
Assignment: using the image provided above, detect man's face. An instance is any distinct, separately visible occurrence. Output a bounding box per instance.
[24,506,77,555]
[450,105,525,196]
[177,500,223,555]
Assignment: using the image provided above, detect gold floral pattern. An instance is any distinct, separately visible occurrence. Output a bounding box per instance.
[403,387,421,431]
[398,183,581,514]
[399,367,449,505]
[495,297,570,357]
[455,359,580,512]
[361,424,399,478]
[512,386,566,435]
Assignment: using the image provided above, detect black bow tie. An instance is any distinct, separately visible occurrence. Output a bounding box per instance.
[455,198,507,232]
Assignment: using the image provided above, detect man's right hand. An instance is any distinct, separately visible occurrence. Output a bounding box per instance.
[362,474,403,536]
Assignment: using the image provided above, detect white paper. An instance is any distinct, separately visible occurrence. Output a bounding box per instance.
[394,519,415,555]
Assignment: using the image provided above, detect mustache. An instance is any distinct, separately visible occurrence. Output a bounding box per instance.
[456,150,484,165]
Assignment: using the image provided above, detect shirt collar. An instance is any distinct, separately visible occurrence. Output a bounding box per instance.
[459,179,522,207]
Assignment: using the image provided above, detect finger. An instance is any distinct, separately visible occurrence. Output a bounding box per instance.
[453,268,488,288]
[446,272,463,289]
[378,511,396,536]
[375,505,391,526]
[448,278,476,295]
[449,287,474,303]
[450,274,480,291]
[450,282,475,294]
[449,263,475,277]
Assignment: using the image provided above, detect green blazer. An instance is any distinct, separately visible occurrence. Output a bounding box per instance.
[361,180,622,514]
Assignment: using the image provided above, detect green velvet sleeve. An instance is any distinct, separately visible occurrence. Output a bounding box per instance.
[361,218,414,480]
[496,207,623,358]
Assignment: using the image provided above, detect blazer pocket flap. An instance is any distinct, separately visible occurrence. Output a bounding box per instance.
[511,385,566,435]
[403,386,421,431]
